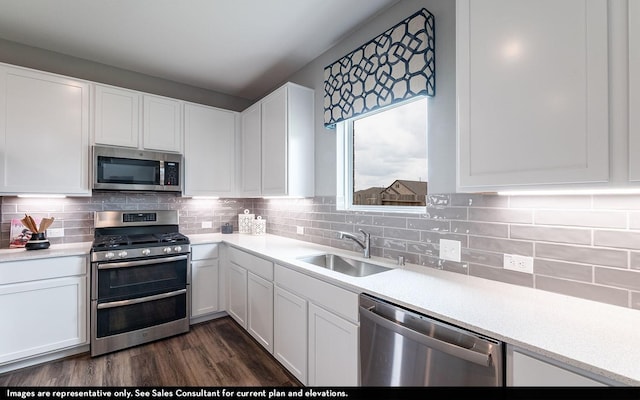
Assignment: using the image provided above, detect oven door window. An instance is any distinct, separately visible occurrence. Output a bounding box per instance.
[96,291,187,338]
[97,156,160,185]
[96,257,187,302]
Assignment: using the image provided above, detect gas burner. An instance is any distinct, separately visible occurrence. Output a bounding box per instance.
[157,232,189,244]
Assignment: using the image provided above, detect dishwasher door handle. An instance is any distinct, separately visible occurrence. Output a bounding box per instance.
[359,304,493,367]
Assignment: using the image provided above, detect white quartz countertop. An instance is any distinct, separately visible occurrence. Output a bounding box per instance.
[0,242,92,262]
[3,234,639,385]
[191,233,640,386]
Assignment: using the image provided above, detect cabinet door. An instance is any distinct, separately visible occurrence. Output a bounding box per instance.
[247,272,274,353]
[143,94,182,152]
[261,85,288,195]
[507,346,608,386]
[191,259,219,318]
[184,103,237,196]
[227,262,247,328]
[0,276,87,364]
[456,0,609,190]
[274,286,308,384]
[629,1,640,181]
[0,66,90,195]
[94,84,140,148]
[240,102,261,196]
[308,303,358,386]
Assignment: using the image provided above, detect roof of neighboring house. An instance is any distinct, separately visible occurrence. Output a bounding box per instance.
[354,187,385,196]
[385,180,428,195]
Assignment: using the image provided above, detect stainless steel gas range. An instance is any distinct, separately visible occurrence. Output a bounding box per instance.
[90,210,191,357]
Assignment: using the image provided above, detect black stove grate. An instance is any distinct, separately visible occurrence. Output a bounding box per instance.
[92,232,189,251]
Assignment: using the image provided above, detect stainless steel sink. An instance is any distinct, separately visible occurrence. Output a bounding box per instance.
[297,253,392,277]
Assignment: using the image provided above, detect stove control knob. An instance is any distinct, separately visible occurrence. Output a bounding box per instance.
[118,251,128,258]
[174,246,182,253]
[141,249,151,256]
[163,247,172,254]
[104,252,115,260]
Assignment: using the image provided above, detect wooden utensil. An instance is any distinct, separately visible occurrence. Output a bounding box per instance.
[21,214,38,233]
[39,217,55,233]
[28,215,38,233]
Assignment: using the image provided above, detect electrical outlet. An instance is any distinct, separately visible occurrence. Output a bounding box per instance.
[201,221,213,229]
[46,228,64,237]
[503,254,534,274]
[439,239,461,262]
[296,226,304,235]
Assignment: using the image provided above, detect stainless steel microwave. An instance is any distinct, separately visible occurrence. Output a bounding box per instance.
[92,145,182,192]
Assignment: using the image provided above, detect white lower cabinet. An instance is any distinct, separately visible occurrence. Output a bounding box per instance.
[274,286,308,384]
[0,256,87,366]
[307,303,358,386]
[190,244,220,320]
[247,272,274,353]
[226,247,274,353]
[274,264,359,386]
[507,345,619,386]
[227,261,248,328]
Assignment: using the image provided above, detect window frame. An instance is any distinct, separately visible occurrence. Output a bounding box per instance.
[335,101,428,214]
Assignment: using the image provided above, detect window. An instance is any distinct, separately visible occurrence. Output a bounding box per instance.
[337,97,428,212]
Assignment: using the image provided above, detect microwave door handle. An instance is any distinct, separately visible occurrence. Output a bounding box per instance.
[159,161,165,185]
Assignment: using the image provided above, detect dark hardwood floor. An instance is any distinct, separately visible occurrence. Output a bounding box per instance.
[0,317,302,387]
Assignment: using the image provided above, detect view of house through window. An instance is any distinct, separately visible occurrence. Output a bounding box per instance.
[351,97,428,207]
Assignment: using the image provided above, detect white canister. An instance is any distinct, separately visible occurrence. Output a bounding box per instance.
[238,209,255,234]
[252,216,266,235]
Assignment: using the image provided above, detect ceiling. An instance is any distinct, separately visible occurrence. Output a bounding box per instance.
[0,0,399,100]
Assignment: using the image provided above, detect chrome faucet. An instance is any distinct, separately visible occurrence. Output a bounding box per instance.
[338,229,371,258]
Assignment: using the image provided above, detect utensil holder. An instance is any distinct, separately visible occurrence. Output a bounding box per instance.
[25,232,50,250]
[238,209,255,234]
[252,216,266,235]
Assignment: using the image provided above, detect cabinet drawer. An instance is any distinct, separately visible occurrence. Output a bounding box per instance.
[275,264,358,323]
[191,243,219,260]
[228,247,273,281]
[0,256,87,285]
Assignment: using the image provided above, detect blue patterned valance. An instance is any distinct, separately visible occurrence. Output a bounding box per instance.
[323,8,435,128]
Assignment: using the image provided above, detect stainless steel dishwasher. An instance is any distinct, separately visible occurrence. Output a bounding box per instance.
[359,293,504,386]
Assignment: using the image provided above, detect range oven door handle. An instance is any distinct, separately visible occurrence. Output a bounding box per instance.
[359,304,493,367]
[97,288,187,309]
[97,254,189,270]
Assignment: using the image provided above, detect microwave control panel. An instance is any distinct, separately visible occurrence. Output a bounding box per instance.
[164,162,180,186]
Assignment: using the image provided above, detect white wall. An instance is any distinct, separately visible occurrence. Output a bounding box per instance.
[285,0,457,195]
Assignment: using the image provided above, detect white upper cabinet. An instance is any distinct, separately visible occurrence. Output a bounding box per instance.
[239,82,315,197]
[629,1,640,181]
[143,94,183,152]
[0,64,90,195]
[239,102,262,196]
[183,102,238,197]
[456,0,609,191]
[94,85,182,153]
[94,85,141,148]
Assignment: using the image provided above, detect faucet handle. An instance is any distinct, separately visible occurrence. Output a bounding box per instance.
[358,229,370,238]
